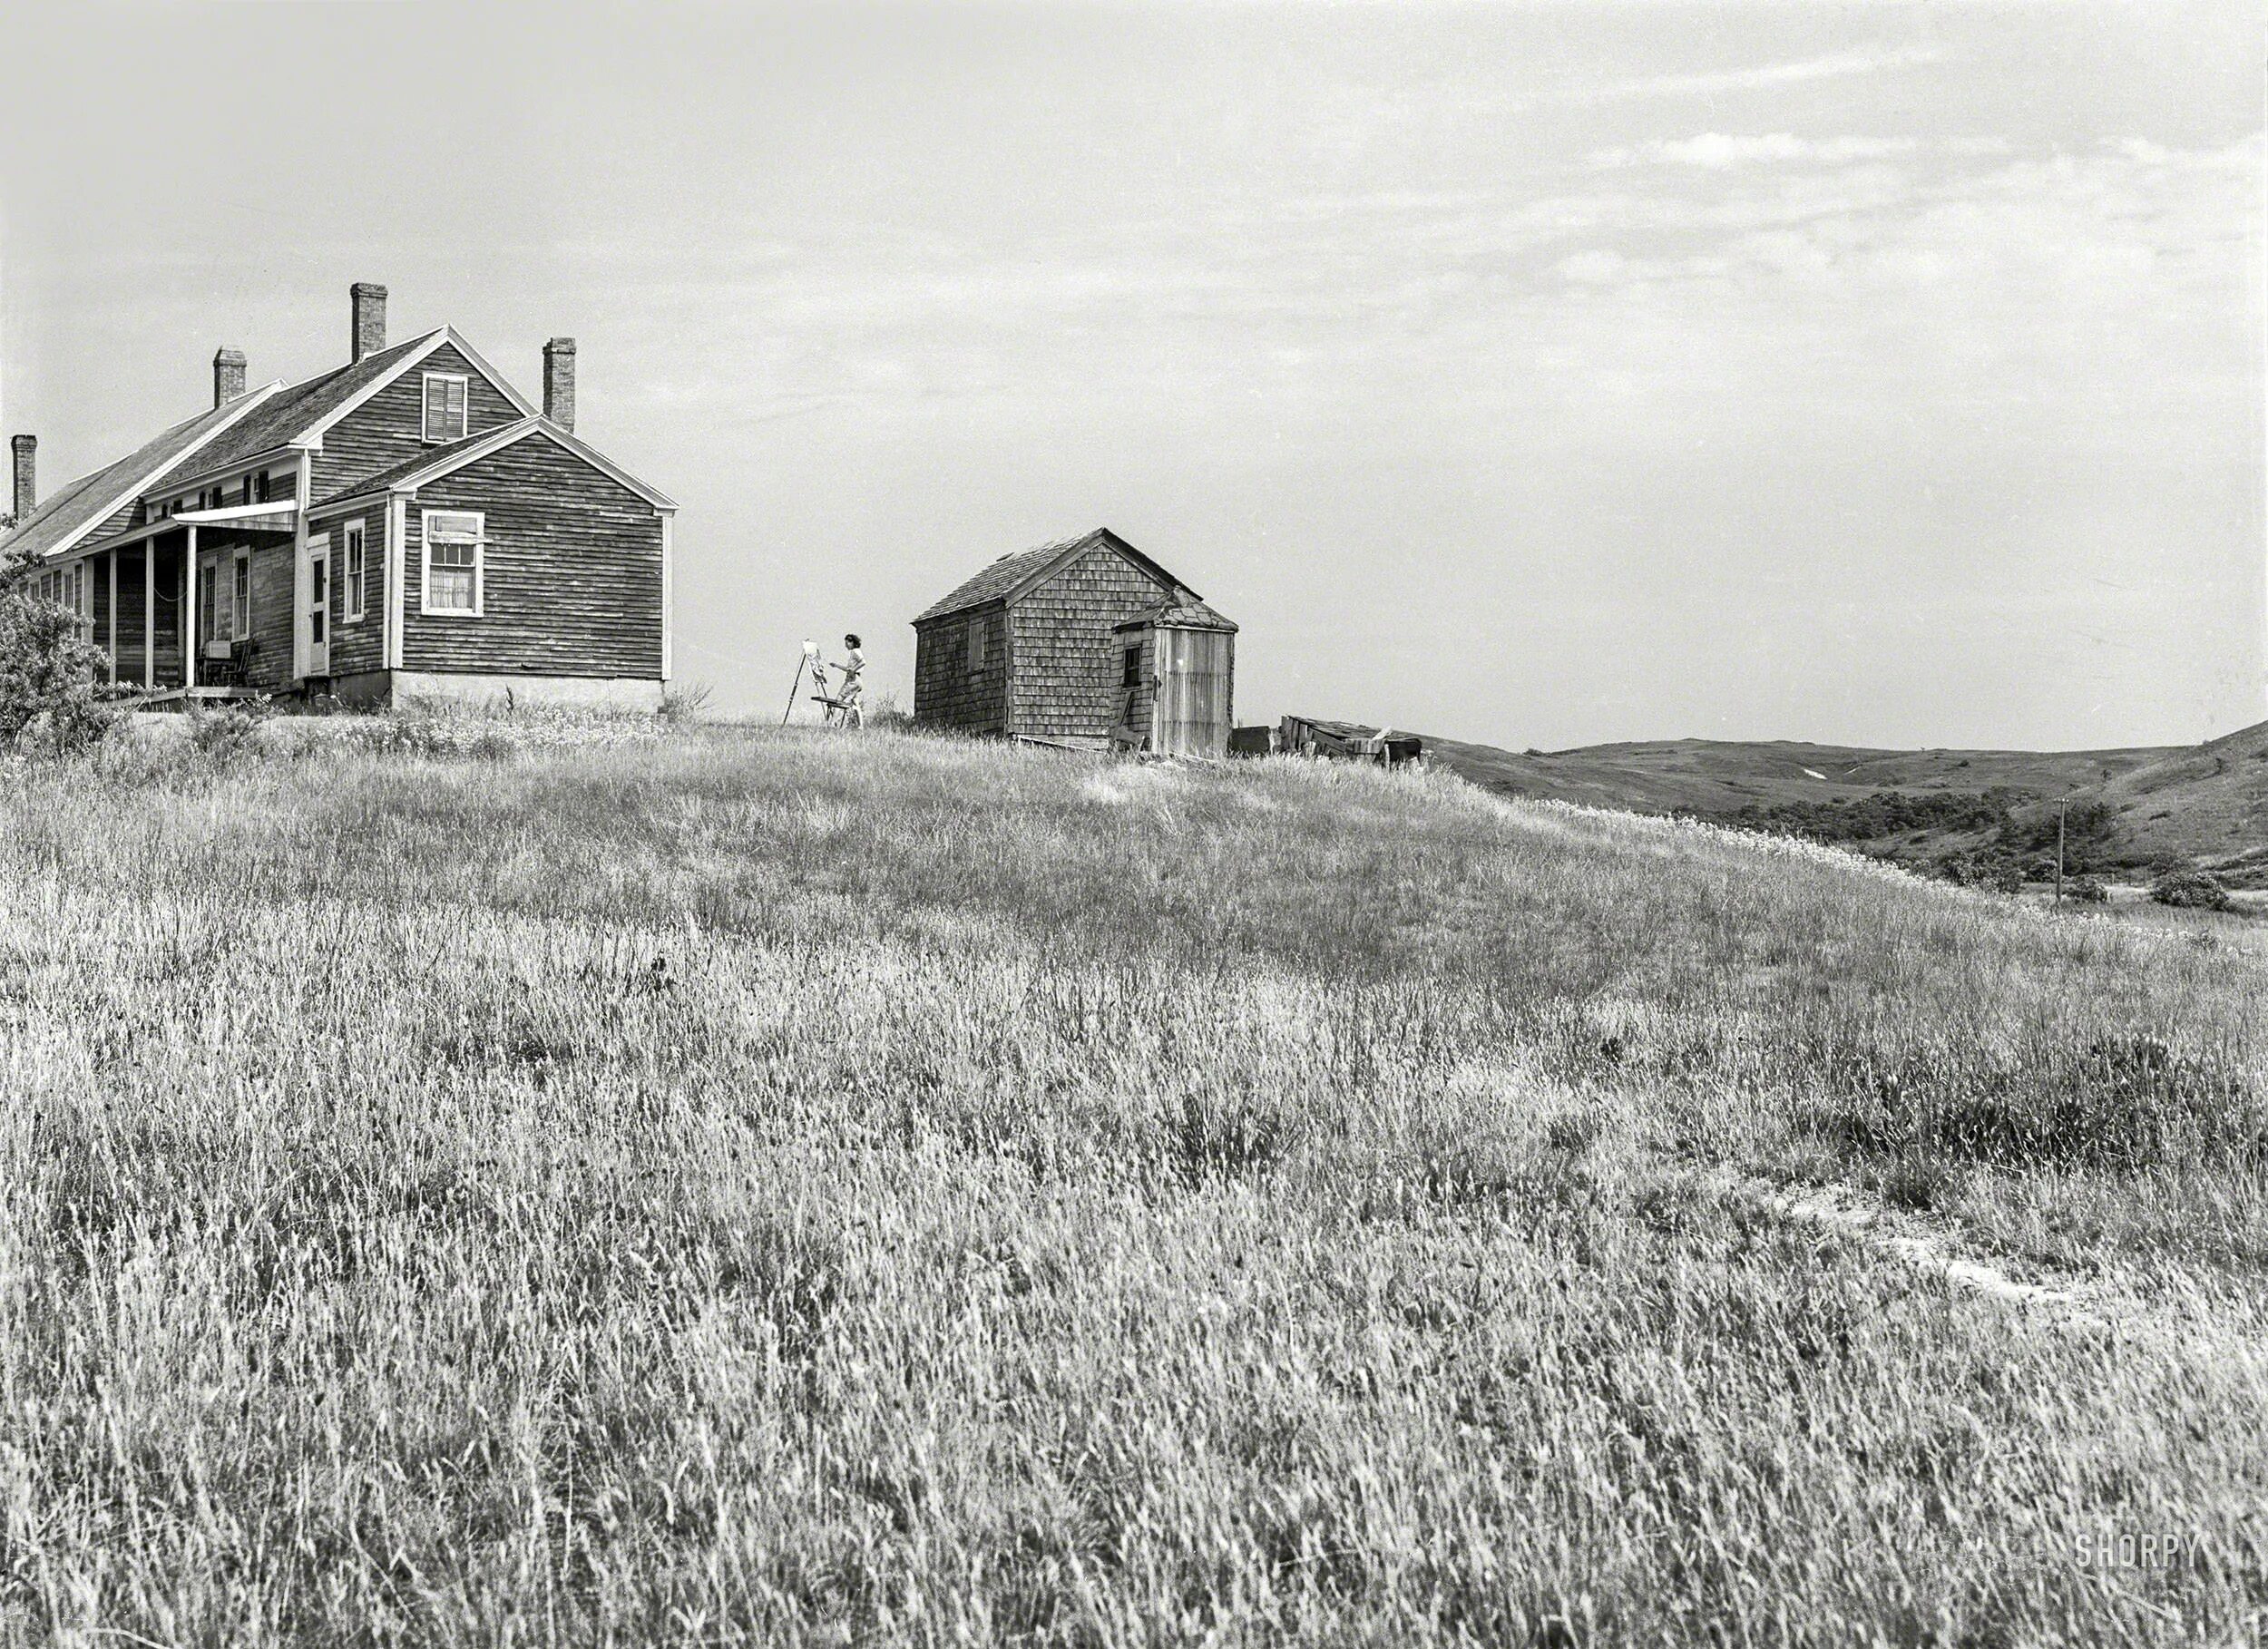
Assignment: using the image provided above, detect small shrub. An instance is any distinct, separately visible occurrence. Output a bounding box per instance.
[0,590,122,756]
[2063,874,2108,904]
[2151,869,2233,912]
[188,706,264,764]
[659,682,714,725]
[1943,853,2022,893]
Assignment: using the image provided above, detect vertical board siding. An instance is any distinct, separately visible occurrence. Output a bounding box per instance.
[1006,544,1173,740]
[913,606,1008,734]
[399,437,664,678]
[1155,628,1233,757]
[309,344,523,502]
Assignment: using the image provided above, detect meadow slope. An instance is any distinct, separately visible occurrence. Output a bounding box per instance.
[2,724,2263,1645]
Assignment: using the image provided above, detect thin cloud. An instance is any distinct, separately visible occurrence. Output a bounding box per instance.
[1582,44,1944,103]
[1594,134,1921,170]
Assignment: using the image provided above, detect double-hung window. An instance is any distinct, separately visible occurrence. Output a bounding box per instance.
[421,510,484,616]
[232,551,251,641]
[343,521,367,622]
[421,373,469,443]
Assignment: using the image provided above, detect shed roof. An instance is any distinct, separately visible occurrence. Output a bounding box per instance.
[914,526,1198,623]
[1112,597,1238,634]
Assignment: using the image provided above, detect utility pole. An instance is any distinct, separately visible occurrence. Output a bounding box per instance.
[2055,797,2067,906]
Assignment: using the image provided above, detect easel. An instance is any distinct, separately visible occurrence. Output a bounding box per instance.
[780,639,863,728]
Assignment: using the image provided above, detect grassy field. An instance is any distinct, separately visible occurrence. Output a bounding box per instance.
[3,719,2263,1645]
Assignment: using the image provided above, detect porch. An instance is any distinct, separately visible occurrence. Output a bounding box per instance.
[72,503,298,693]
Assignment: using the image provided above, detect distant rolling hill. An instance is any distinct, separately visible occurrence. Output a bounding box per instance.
[2084,718,2268,875]
[1424,722,2266,882]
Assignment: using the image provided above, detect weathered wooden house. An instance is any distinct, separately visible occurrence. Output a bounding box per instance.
[1,282,675,708]
[912,527,1237,756]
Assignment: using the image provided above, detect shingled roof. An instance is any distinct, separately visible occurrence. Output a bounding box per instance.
[0,387,283,563]
[915,527,1197,623]
[1113,597,1238,633]
[142,329,449,495]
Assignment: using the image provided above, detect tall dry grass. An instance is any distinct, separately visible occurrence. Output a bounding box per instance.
[0,725,2262,1644]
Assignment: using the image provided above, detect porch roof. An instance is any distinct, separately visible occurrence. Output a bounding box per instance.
[172,501,298,532]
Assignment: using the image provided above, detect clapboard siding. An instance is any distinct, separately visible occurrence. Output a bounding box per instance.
[324,514,384,679]
[310,344,523,502]
[240,540,296,690]
[148,542,184,688]
[912,606,1009,734]
[399,436,664,678]
[1006,543,1173,740]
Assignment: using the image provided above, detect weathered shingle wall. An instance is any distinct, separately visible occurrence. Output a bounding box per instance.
[913,605,1008,734]
[1007,544,1172,740]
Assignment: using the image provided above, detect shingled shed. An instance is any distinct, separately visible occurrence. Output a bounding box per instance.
[912,527,1238,756]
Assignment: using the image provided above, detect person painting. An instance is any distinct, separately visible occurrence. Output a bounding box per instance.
[832,633,865,727]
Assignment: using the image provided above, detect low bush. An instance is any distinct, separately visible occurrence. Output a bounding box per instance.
[2152,868,2234,912]
[1941,853,2023,893]
[0,588,122,756]
[187,706,266,764]
[658,682,714,725]
[2063,874,2109,904]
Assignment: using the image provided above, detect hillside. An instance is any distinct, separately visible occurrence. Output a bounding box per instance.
[1422,732,2172,815]
[1428,723,2265,879]
[4,720,2263,1644]
[2086,717,2268,873]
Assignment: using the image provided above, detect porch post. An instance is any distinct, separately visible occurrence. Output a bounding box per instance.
[142,542,155,688]
[106,551,118,684]
[184,527,198,692]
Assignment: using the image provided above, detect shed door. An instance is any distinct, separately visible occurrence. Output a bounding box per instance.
[1153,627,1232,757]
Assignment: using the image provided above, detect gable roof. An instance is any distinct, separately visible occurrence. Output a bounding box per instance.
[914,527,1196,623]
[0,384,286,563]
[310,415,677,512]
[142,326,542,501]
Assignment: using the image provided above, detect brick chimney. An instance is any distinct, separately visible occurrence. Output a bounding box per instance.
[10,435,34,521]
[213,346,247,406]
[543,337,576,432]
[351,282,387,363]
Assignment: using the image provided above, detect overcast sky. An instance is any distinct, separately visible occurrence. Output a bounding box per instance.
[2,1,2258,749]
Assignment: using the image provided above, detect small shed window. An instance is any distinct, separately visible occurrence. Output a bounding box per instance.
[1122,642,1142,688]
[421,510,484,616]
[422,373,470,443]
[966,617,986,674]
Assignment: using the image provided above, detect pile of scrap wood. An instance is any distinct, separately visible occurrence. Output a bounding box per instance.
[1276,715,1423,766]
